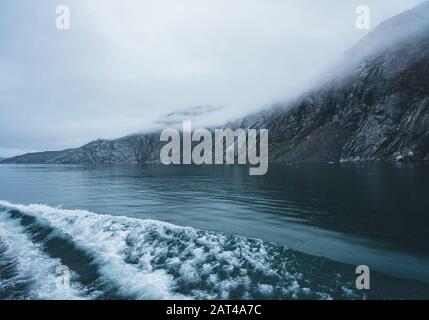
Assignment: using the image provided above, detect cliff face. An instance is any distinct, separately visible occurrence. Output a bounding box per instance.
[2,2,429,165]
[240,2,429,163]
[251,45,429,162]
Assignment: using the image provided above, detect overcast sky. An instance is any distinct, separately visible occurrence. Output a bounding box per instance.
[0,0,424,157]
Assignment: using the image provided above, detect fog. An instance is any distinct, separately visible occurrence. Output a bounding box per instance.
[0,0,424,157]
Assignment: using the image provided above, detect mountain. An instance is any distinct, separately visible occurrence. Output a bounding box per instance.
[47,134,163,164]
[2,2,429,164]
[1,150,72,164]
[239,1,429,162]
[1,136,162,165]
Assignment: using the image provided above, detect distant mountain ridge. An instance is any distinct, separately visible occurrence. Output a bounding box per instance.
[2,2,429,164]
[2,149,73,164]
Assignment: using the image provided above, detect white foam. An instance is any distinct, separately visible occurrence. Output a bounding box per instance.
[0,201,183,300]
[0,210,89,300]
[0,200,337,299]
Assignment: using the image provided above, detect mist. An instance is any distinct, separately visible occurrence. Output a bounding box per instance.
[0,0,424,157]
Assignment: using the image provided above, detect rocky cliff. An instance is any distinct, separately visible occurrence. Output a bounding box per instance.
[2,134,163,165]
[239,1,429,162]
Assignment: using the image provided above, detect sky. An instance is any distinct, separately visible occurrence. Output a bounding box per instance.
[0,0,425,157]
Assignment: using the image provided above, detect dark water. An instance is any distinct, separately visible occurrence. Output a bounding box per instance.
[0,163,429,299]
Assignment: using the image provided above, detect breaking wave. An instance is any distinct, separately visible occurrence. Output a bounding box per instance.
[0,212,90,299]
[0,201,428,300]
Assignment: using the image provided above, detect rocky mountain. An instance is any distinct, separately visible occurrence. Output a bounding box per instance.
[1,135,162,165]
[2,2,429,164]
[240,1,429,162]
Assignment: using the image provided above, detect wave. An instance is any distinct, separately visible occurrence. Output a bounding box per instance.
[0,212,90,299]
[1,200,428,300]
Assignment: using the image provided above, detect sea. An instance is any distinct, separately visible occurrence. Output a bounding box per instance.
[0,163,428,299]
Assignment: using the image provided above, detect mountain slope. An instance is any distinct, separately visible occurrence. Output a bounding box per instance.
[47,134,163,164]
[240,1,429,162]
[2,2,429,164]
[1,150,72,164]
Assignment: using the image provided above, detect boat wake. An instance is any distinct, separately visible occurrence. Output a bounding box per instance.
[0,201,428,300]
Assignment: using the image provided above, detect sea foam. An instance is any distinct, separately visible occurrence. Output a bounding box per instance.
[0,200,390,300]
